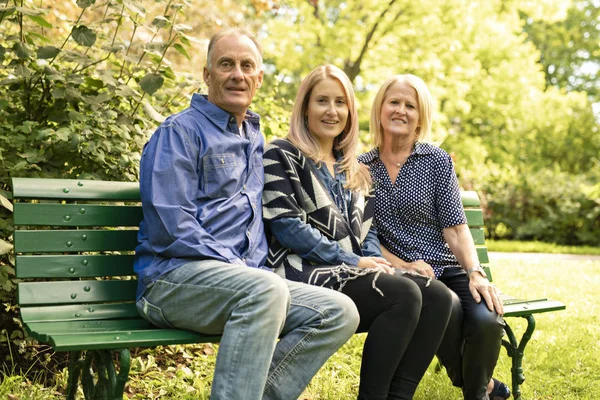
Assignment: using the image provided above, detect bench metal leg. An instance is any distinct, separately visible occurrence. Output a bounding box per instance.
[66,349,131,400]
[501,314,536,400]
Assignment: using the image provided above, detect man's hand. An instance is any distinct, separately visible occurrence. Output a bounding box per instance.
[468,274,504,315]
[358,257,394,274]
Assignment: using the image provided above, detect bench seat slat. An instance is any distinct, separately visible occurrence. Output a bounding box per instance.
[14,230,139,252]
[13,203,143,227]
[18,281,137,306]
[11,178,140,201]
[16,254,135,278]
[503,299,566,317]
[20,303,139,323]
[47,329,221,352]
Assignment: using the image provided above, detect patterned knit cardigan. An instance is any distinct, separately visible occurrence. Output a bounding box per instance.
[262,139,377,291]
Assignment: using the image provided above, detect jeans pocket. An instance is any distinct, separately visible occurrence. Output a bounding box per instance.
[136,296,174,329]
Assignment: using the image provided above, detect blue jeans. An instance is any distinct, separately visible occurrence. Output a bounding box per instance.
[136,259,360,400]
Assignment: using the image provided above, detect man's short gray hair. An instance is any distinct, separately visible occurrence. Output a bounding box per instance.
[206,28,263,71]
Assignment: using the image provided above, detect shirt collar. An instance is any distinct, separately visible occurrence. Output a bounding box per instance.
[190,93,261,131]
[360,142,435,164]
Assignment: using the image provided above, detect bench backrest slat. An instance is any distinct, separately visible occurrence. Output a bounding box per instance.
[18,280,137,306]
[13,203,143,226]
[16,254,134,278]
[19,303,140,323]
[14,230,139,252]
[11,178,140,201]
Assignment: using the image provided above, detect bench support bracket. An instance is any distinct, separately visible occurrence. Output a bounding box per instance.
[66,349,131,400]
[502,314,536,400]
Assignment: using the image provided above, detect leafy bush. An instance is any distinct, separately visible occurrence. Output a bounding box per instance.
[483,167,600,246]
[0,0,199,374]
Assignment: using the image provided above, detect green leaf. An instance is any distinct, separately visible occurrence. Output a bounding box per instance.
[26,14,53,28]
[139,73,164,95]
[173,24,192,32]
[0,193,13,212]
[15,6,42,16]
[37,46,60,59]
[13,42,31,59]
[173,43,190,60]
[76,0,96,9]
[0,6,16,16]
[152,15,169,28]
[72,25,97,47]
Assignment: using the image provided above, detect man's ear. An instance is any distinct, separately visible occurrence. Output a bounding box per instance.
[256,69,264,89]
[203,67,210,86]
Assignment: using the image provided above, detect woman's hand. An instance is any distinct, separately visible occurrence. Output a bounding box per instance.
[357,257,394,274]
[402,260,435,278]
[468,274,504,315]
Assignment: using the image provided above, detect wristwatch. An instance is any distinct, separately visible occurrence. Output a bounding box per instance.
[466,265,488,279]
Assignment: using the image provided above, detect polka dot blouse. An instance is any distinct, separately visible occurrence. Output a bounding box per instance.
[358,143,467,278]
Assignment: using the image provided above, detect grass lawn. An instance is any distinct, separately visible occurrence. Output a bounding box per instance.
[1,255,598,399]
[488,239,600,256]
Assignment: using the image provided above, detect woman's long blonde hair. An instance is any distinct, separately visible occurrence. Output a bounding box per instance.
[287,64,371,193]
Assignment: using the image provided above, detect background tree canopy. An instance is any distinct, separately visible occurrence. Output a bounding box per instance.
[0,0,599,374]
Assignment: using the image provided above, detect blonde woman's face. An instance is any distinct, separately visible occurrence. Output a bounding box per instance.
[306,77,349,148]
[380,81,420,140]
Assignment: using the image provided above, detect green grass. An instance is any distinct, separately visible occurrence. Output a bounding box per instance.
[2,256,598,399]
[487,239,600,255]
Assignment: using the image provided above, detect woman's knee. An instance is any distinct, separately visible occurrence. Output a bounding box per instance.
[465,302,504,338]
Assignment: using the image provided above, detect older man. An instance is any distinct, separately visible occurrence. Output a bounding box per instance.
[133,28,359,400]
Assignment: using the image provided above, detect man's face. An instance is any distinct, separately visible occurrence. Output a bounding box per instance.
[203,34,264,121]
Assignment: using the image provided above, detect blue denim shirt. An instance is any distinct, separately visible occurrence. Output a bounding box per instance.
[134,94,269,299]
[268,153,382,266]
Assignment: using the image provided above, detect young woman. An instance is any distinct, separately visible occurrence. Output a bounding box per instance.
[358,74,510,400]
[262,65,452,400]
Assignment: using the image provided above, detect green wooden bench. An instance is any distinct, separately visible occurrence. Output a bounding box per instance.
[461,191,566,399]
[11,178,565,399]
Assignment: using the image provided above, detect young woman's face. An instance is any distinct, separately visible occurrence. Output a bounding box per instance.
[306,77,349,148]
[380,81,420,140]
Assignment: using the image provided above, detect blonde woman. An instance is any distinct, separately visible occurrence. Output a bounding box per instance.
[359,74,509,400]
[262,65,452,400]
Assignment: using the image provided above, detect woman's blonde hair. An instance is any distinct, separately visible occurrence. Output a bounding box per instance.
[287,64,371,193]
[370,74,433,148]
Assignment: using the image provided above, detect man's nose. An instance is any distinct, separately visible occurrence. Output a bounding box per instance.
[231,64,244,80]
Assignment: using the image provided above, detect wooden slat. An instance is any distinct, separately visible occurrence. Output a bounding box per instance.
[11,178,140,201]
[48,329,221,352]
[461,191,481,207]
[18,280,137,306]
[469,228,485,245]
[503,299,566,318]
[14,229,139,253]
[20,303,140,323]
[476,246,489,263]
[27,319,154,335]
[14,203,143,227]
[16,254,135,278]
[465,209,484,226]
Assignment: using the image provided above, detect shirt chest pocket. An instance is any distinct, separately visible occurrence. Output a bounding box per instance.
[202,153,243,198]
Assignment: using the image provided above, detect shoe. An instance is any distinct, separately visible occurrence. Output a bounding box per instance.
[489,378,511,399]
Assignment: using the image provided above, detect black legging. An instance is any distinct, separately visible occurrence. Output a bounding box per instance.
[342,272,452,400]
[436,267,505,400]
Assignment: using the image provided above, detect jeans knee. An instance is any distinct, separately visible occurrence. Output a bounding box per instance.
[328,292,360,336]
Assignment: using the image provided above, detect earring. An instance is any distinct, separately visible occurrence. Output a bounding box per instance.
[304,115,309,128]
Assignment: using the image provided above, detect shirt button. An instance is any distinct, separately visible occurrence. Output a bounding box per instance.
[243,184,247,190]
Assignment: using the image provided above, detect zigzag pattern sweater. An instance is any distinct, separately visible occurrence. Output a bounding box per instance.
[263,139,377,291]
